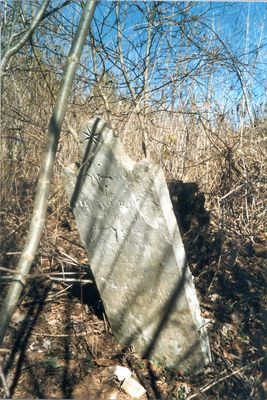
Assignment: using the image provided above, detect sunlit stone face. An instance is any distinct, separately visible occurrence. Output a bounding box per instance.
[64,117,212,372]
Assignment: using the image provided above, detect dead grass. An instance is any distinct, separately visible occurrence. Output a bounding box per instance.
[0,65,266,399]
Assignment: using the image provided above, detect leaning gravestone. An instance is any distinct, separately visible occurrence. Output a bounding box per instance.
[63,117,212,372]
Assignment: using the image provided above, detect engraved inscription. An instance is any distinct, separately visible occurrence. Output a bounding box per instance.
[63,117,211,371]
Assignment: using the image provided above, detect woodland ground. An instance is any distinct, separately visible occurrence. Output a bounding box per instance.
[0,118,266,399]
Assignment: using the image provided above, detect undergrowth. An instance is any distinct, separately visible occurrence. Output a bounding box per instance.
[0,64,266,399]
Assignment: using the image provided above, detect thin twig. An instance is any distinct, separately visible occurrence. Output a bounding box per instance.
[31,332,90,337]
[57,249,81,265]
[0,267,92,283]
[49,277,92,284]
[219,183,245,201]
[0,362,10,398]
[59,235,84,249]
[48,285,72,299]
[187,357,264,399]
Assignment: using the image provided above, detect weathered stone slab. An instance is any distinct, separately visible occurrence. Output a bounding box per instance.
[63,117,212,372]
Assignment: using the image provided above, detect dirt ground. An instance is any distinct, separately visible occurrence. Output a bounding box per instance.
[0,194,266,399]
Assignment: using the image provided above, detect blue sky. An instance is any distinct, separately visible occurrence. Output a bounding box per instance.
[60,1,267,122]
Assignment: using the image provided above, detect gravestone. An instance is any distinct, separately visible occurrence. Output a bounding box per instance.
[63,117,212,372]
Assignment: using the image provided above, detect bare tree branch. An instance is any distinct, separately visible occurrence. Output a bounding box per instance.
[0,0,50,76]
[115,1,150,157]
[0,0,98,347]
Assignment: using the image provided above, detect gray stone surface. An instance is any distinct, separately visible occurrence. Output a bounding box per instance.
[63,117,212,371]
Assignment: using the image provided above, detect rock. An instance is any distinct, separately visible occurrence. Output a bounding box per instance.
[109,365,132,382]
[121,377,146,399]
[63,117,212,372]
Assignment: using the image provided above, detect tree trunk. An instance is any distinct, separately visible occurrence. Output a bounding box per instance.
[0,0,98,347]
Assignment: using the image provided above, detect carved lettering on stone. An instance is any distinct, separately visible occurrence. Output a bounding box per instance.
[63,117,212,372]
